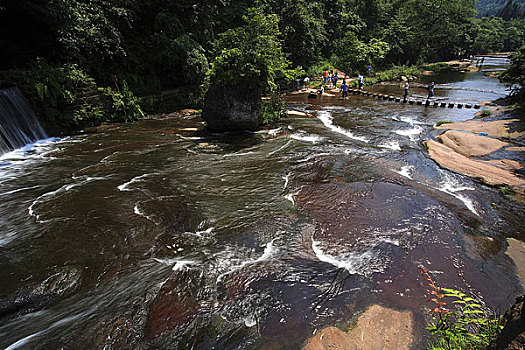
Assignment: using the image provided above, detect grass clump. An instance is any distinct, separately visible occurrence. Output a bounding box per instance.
[436,120,454,126]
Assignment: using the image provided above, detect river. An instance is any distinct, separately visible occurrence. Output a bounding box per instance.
[1,58,523,349]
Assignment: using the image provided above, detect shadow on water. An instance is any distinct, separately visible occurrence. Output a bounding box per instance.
[0,64,523,349]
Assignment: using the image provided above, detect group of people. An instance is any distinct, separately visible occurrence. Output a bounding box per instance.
[322,69,341,88]
[305,69,437,101]
[404,81,435,102]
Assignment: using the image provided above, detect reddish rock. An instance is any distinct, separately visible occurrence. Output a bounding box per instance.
[144,275,200,339]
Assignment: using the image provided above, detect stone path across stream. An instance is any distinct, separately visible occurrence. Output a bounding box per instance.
[345,88,481,109]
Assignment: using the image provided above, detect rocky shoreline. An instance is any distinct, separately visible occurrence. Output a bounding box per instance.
[425,107,525,200]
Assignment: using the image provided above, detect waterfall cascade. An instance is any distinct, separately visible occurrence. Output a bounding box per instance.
[0,87,47,155]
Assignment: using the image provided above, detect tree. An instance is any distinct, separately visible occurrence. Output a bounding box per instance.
[501,45,525,104]
[209,8,291,93]
[201,8,293,131]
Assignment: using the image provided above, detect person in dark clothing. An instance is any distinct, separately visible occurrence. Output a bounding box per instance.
[403,81,409,102]
[427,81,435,100]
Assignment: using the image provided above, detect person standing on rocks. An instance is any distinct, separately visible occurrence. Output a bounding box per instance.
[341,82,348,98]
[303,76,310,90]
[332,72,338,88]
[323,69,329,84]
[427,81,435,100]
[358,74,364,90]
[403,81,409,102]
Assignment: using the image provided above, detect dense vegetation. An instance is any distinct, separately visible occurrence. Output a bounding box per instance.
[0,0,524,129]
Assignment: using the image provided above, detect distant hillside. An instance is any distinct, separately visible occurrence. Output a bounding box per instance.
[476,0,525,17]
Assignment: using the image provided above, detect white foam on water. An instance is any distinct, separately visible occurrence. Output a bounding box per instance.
[216,238,279,283]
[317,111,369,143]
[379,141,401,151]
[0,185,40,198]
[395,125,423,142]
[311,239,384,276]
[393,165,414,179]
[284,193,295,205]
[436,171,478,215]
[244,316,257,328]
[297,152,332,163]
[268,140,293,157]
[118,173,151,191]
[184,227,214,237]
[28,176,109,223]
[133,203,157,224]
[152,258,196,271]
[282,174,290,190]
[0,137,61,162]
[267,127,282,135]
[223,151,255,158]
[290,133,323,144]
[400,116,424,125]
[5,312,86,350]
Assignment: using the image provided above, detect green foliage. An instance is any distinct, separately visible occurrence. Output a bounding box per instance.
[499,186,511,194]
[363,65,422,85]
[502,45,525,104]
[261,94,285,125]
[420,268,502,350]
[436,120,454,126]
[210,8,292,93]
[101,81,144,123]
[30,59,143,128]
[333,33,390,75]
[479,110,493,117]
[306,60,335,78]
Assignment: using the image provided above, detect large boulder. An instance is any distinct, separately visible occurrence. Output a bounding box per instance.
[201,84,262,131]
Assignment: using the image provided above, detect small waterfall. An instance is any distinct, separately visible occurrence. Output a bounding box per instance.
[0,87,48,155]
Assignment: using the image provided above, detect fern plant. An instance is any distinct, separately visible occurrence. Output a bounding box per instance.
[420,267,502,350]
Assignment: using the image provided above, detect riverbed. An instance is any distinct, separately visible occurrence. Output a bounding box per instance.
[1,60,523,349]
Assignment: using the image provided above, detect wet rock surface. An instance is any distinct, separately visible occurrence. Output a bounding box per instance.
[201,84,261,131]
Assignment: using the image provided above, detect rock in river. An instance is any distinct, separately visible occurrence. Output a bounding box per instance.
[201,84,262,131]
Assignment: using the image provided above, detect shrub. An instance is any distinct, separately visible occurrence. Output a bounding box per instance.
[261,93,285,125]
[436,120,454,126]
[420,267,502,350]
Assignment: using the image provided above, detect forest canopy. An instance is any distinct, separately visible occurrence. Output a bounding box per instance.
[0,0,524,126]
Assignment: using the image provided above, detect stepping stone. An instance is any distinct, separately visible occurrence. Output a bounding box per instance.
[408,100,415,104]
[465,104,472,108]
[395,98,401,102]
[440,102,447,107]
[457,103,463,108]
[388,96,395,101]
[448,103,455,108]
[416,101,423,105]
[474,104,481,109]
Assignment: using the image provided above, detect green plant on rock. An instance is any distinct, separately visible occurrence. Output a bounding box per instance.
[420,267,502,350]
[261,93,285,125]
[479,110,493,117]
[436,120,454,126]
[103,81,144,123]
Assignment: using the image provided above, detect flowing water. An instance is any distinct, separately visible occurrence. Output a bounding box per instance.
[1,60,524,349]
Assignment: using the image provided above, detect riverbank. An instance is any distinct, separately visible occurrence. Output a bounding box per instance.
[425,105,525,201]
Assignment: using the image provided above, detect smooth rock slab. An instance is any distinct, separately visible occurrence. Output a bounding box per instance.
[303,305,413,350]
